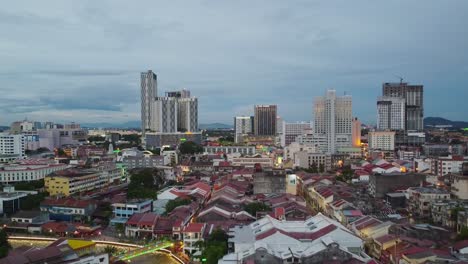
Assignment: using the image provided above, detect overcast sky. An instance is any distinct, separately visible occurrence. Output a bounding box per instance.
[1,0,467,126]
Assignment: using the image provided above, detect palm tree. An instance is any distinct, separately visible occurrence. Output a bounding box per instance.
[103,245,118,255]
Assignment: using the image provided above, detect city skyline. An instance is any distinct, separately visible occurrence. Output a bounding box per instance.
[1,1,468,125]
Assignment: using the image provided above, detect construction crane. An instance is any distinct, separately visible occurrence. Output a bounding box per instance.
[394,75,404,84]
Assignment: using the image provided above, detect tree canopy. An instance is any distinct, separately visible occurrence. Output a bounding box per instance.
[165,198,192,214]
[179,141,203,155]
[127,168,161,200]
[0,229,11,258]
[198,229,229,264]
[244,202,271,217]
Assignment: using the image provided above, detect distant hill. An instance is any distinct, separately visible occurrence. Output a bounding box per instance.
[81,121,141,129]
[199,123,233,130]
[0,126,9,132]
[424,117,468,129]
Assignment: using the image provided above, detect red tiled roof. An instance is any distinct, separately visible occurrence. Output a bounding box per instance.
[41,198,94,209]
[153,217,173,235]
[355,170,370,176]
[218,161,231,167]
[317,188,333,199]
[274,207,285,218]
[355,218,381,231]
[375,234,397,244]
[379,164,394,170]
[401,246,426,256]
[183,223,205,233]
[140,213,158,226]
[454,240,468,250]
[255,224,337,241]
[331,199,348,207]
[172,220,183,228]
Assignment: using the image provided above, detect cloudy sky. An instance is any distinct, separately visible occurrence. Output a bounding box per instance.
[1,0,467,126]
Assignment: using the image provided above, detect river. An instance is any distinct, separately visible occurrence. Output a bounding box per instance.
[10,239,178,264]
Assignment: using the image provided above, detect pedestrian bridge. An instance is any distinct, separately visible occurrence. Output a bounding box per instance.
[116,240,174,261]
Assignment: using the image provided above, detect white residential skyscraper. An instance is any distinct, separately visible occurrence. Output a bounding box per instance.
[234,116,254,143]
[314,90,352,154]
[177,97,198,133]
[141,70,157,134]
[152,97,178,133]
[377,96,405,130]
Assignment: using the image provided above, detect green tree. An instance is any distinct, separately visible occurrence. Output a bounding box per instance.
[179,141,203,155]
[319,163,325,173]
[0,229,11,258]
[309,162,318,173]
[127,168,161,200]
[198,229,228,264]
[165,198,192,214]
[115,223,125,235]
[88,136,106,142]
[103,245,118,255]
[57,148,67,157]
[458,226,468,241]
[451,207,463,221]
[341,165,354,182]
[122,134,141,145]
[20,192,48,210]
[244,202,271,217]
[14,180,44,191]
[36,147,50,153]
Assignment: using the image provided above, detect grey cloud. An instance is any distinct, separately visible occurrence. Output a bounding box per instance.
[37,70,133,77]
[0,1,467,125]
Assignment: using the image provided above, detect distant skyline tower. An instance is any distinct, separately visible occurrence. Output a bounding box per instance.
[352,117,361,147]
[377,96,405,130]
[234,116,254,143]
[281,121,312,147]
[166,89,198,132]
[141,70,157,134]
[314,90,352,154]
[254,105,277,136]
[382,82,424,131]
[177,97,198,132]
[152,97,178,133]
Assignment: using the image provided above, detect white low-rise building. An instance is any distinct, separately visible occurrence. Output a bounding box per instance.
[0,133,25,162]
[204,146,256,156]
[220,214,371,263]
[0,160,67,183]
[231,156,273,168]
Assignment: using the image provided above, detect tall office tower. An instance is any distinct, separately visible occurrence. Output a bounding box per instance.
[281,121,312,147]
[382,82,424,131]
[254,105,277,136]
[152,97,178,133]
[377,96,406,130]
[141,70,158,134]
[234,116,254,143]
[314,90,352,154]
[352,117,361,147]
